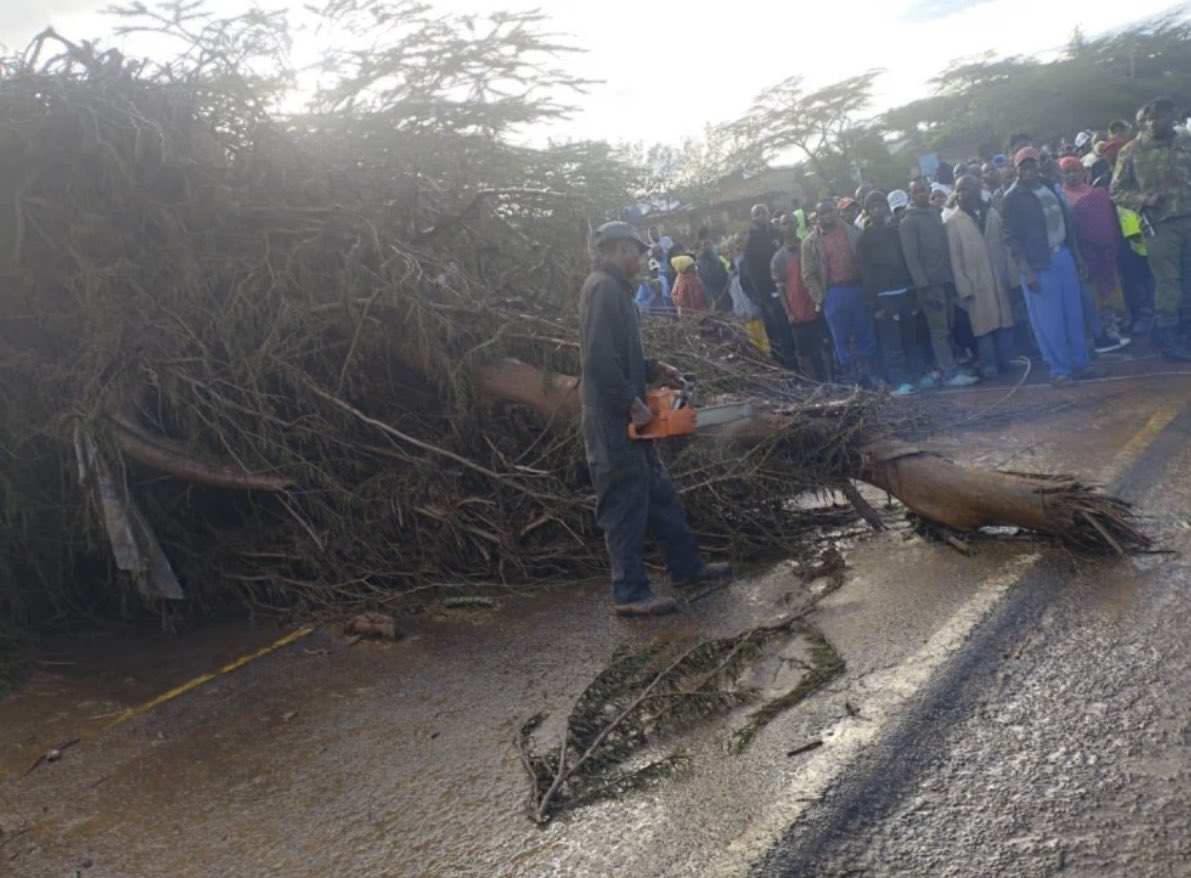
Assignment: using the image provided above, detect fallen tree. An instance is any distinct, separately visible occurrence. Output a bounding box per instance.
[0,12,1148,630]
[467,358,1149,556]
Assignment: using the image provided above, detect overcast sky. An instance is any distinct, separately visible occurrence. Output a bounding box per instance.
[3,0,1186,147]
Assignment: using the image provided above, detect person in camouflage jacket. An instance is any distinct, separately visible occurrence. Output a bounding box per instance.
[1110,97,1191,360]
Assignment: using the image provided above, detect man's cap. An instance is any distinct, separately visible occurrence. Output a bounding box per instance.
[887,189,910,210]
[1013,146,1042,167]
[1074,129,1093,149]
[837,197,857,210]
[1059,156,1084,172]
[991,154,1007,167]
[594,221,649,251]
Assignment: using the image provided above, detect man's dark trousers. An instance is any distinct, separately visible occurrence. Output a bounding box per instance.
[582,409,702,604]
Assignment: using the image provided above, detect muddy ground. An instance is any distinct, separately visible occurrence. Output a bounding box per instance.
[2,356,1190,877]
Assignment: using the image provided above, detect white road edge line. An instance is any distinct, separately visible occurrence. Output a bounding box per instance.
[704,552,1043,876]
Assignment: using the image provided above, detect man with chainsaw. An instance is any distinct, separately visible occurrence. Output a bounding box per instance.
[579,222,732,616]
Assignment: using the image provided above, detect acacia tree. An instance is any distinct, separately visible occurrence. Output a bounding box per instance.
[722,70,883,195]
[881,16,1191,153]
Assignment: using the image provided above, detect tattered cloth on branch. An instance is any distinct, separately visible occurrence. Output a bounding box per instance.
[0,45,1148,628]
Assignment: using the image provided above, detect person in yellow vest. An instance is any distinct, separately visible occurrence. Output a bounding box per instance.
[1117,206,1156,335]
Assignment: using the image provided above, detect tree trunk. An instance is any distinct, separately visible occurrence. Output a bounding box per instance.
[470,358,1149,555]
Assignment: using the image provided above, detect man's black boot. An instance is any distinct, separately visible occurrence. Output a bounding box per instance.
[614,594,679,617]
[672,562,733,589]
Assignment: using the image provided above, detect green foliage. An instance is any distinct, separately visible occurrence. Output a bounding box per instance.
[721,70,883,195]
[881,15,1191,153]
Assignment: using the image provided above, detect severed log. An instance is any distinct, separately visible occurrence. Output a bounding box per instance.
[469,358,1150,555]
[105,413,293,493]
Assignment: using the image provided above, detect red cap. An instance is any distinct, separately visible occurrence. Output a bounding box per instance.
[1059,156,1084,172]
[1013,146,1042,167]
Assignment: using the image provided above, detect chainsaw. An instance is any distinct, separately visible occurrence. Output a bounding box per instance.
[628,375,755,440]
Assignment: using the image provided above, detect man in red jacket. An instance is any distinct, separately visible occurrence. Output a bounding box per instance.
[772,227,831,380]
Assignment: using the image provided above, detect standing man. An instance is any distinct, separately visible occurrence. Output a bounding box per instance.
[773,226,832,380]
[899,177,979,386]
[579,222,729,616]
[1110,97,1191,360]
[744,204,798,368]
[801,200,879,384]
[857,189,926,395]
[1002,148,1092,385]
[696,238,731,313]
[946,175,1017,377]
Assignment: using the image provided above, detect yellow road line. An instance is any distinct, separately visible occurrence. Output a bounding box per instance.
[103,625,315,731]
[1100,404,1182,487]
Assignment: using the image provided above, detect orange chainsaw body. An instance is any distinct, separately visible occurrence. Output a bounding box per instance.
[628,387,697,440]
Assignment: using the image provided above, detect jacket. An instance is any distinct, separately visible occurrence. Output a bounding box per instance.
[696,252,731,312]
[800,223,863,305]
[945,206,1014,337]
[780,251,817,323]
[857,219,914,302]
[671,271,709,314]
[743,226,781,302]
[1000,179,1080,274]
[1110,128,1191,224]
[578,262,657,417]
[897,206,954,288]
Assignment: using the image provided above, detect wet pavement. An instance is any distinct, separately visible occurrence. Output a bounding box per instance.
[2,368,1190,878]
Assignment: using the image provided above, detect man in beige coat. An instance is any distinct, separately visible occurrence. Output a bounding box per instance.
[946,175,1018,377]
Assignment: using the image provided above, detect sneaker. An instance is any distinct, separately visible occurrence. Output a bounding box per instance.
[672,562,733,589]
[1093,336,1130,354]
[944,372,981,388]
[891,382,916,397]
[614,594,680,616]
[917,374,939,390]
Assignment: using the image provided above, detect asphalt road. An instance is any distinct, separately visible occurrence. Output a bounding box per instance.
[756,406,1191,877]
[2,370,1189,878]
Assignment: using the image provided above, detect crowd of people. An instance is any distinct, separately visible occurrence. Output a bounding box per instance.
[633,96,1191,392]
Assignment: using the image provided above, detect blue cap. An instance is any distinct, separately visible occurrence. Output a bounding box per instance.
[992,154,1007,167]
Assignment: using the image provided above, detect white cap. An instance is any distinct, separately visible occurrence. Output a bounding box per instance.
[1074,130,1093,149]
[887,189,910,210]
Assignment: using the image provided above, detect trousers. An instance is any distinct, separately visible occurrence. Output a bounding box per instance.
[1022,246,1089,377]
[822,283,878,367]
[791,318,833,382]
[756,293,798,369]
[976,327,1017,375]
[915,284,957,375]
[873,292,927,386]
[582,408,702,604]
[1146,213,1191,328]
